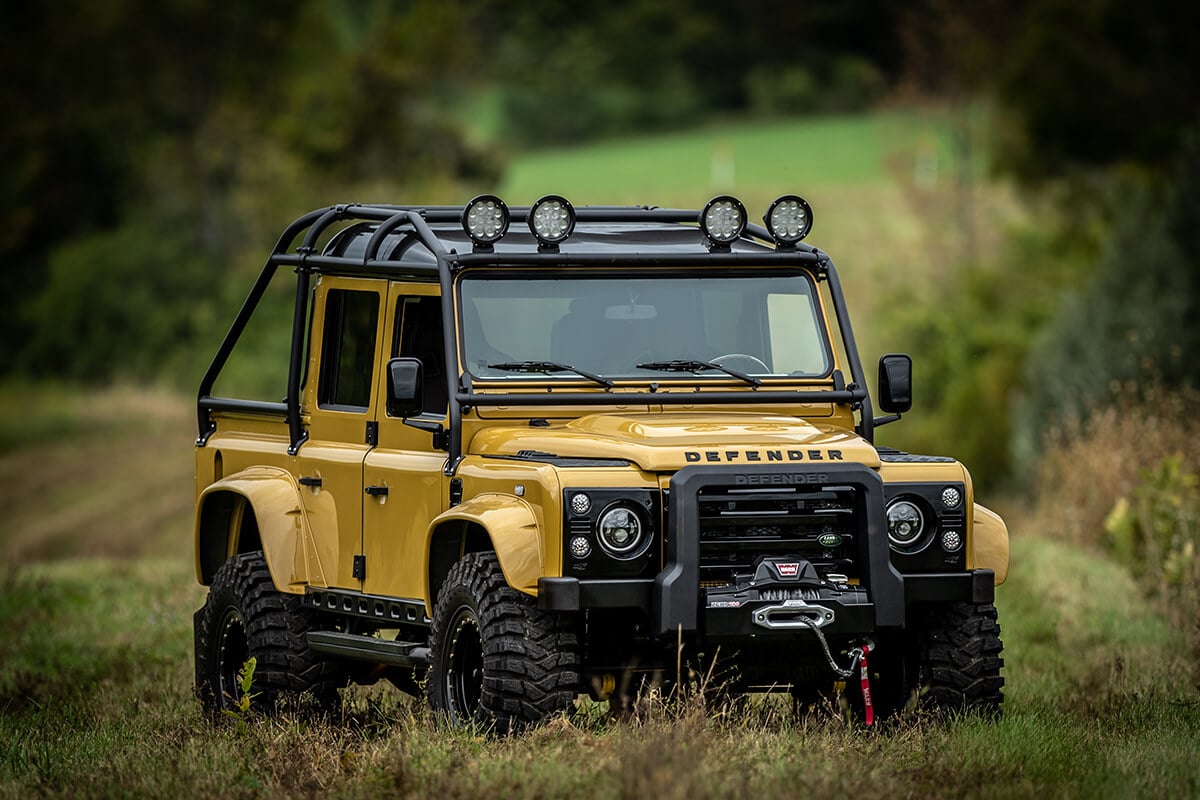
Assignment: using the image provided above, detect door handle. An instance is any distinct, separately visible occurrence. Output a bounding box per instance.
[299,476,322,488]
[365,485,389,497]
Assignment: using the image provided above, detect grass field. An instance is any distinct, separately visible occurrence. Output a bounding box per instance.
[2,384,1199,798]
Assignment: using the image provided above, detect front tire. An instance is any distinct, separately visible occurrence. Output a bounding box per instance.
[917,602,1005,716]
[427,552,580,732]
[194,551,347,716]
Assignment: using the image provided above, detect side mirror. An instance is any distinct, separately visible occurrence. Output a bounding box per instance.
[387,357,424,418]
[877,353,912,414]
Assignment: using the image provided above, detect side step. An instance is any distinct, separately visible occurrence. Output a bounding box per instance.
[307,631,430,668]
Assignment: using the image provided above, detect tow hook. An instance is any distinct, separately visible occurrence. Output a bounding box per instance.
[799,617,877,725]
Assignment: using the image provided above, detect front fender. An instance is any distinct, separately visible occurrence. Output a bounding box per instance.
[971,503,1010,585]
[425,493,543,604]
[195,466,327,593]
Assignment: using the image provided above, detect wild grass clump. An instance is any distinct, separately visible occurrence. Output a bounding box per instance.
[1033,385,1200,685]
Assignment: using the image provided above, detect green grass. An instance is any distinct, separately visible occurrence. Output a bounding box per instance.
[499,108,967,204]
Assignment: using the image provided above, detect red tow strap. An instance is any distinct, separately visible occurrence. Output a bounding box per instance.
[859,643,874,726]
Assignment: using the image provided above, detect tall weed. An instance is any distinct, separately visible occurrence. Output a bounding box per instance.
[1034,386,1200,685]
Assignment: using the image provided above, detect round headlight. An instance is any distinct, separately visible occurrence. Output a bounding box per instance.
[461,194,510,247]
[596,505,645,557]
[886,499,925,547]
[700,195,747,248]
[764,195,813,246]
[529,194,576,247]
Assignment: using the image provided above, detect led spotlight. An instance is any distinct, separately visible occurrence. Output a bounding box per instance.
[699,195,747,250]
[570,493,592,515]
[941,486,962,509]
[764,195,813,247]
[461,194,510,249]
[569,535,592,559]
[941,530,963,552]
[528,194,576,249]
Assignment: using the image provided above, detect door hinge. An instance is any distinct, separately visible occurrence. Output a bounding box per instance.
[365,420,378,447]
[353,554,366,580]
[449,477,463,507]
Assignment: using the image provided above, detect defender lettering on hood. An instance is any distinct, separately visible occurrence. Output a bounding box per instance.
[684,449,845,463]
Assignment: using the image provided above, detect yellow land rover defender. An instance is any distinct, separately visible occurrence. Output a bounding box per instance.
[192,194,1009,728]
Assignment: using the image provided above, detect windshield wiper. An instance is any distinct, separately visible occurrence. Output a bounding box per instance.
[635,359,762,387]
[486,360,614,389]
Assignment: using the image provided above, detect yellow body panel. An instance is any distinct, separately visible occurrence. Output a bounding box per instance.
[194,467,320,592]
[971,504,1010,584]
[424,493,546,603]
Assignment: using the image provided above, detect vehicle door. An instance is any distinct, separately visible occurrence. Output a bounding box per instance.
[361,283,450,603]
[295,276,386,590]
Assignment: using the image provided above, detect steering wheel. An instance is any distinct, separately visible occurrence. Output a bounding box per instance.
[712,353,769,373]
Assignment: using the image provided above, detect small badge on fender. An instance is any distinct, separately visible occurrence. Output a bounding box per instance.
[817,533,843,548]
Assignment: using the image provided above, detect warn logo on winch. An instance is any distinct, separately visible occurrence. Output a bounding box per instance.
[776,562,801,577]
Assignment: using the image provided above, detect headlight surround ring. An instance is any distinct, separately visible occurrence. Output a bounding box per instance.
[595,502,649,559]
[885,498,926,549]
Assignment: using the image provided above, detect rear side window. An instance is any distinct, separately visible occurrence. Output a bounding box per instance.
[318,289,380,410]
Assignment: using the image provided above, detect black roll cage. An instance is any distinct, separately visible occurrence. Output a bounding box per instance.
[196,204,877,473]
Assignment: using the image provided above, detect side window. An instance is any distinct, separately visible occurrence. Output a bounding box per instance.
[393,296,447,414]
[318,289,380,410]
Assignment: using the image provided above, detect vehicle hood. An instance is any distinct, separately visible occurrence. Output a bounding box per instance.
[467,412,880,472]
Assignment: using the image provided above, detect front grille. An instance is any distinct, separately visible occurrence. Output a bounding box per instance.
[677,484,860,585]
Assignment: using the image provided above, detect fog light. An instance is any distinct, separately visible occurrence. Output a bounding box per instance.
[941,530,963,552]
[570,493,592,515]
[597,505,644,557]
[569,535,592,559]
[529,194,576,248]
[700,195,747,249]
[941,486,962,509]
[462,194,510,248]
[886,499,925,547]
[764,194,813,246]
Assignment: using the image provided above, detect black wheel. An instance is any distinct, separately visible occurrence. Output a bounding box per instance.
[916,602,1005,717]
[194,551,347,716]
[427,552,580,732]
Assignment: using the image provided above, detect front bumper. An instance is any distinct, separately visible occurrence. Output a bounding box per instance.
[538,568,995,635]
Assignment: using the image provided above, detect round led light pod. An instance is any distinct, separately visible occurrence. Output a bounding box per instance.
[886,499,925,548]
[940,486,962,509]
[700,195,747,249]
[528,194,576,248]
[570,492,592,516]
[941,530,963,552]
[569,535,592,559]
[764,194,813,247]
[461,194,510,248]
[596,504,645,558]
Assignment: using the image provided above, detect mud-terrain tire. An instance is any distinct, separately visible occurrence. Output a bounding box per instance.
[195,551,347,716]
[918,602,1005,717]
[427,552,580,732]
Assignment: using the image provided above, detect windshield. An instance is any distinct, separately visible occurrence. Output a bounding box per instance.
[459,273,832,380]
